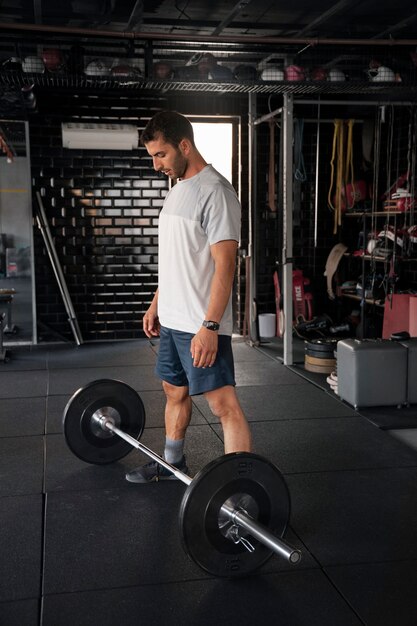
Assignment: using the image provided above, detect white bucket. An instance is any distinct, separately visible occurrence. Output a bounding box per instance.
[258,313,276,338]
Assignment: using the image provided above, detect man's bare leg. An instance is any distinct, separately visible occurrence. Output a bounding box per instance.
[204,385,252,453]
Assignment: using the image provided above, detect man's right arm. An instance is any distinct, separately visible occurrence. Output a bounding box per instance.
[143,288,160,337]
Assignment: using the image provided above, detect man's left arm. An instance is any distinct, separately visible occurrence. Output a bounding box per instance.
[190,239,238,368]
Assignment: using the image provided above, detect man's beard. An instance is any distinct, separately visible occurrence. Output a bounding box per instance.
[172,152,188,179]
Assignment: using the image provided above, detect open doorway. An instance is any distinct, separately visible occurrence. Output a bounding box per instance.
[192,122,233,183]
[189,116,240,196]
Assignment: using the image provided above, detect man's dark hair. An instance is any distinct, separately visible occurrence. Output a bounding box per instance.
[140,110,195,147]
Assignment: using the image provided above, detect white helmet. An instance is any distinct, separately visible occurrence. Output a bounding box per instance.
[327,68,345,81]
[260,67,284,81]
[85,59,111,77]
[22,56,45,74]
[408,225,417,244]
[377,226,404,248]
[368,66,396,82]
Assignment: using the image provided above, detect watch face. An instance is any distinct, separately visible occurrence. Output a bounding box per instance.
[203,320,219,330]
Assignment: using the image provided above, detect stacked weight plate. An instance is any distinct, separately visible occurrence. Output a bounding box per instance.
[304,338,339,374]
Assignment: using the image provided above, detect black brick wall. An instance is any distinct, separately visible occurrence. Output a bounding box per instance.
[30,88,249,342]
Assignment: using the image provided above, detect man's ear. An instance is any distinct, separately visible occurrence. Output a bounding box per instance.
[178,138,192,155]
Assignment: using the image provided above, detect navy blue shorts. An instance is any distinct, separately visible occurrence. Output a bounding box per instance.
[155,326,236,396]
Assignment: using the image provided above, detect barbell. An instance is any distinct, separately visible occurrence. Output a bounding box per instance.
[63,378,302,577]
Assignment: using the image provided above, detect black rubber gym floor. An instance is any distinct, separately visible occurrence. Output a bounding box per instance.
[1,337,417,625]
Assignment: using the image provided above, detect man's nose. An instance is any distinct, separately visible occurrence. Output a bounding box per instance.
[153,157,162,170]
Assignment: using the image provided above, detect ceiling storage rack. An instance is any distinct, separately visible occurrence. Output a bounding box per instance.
[0,22,417,97]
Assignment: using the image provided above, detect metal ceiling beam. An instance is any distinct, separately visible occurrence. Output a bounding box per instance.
[143,17,299,31]
[33,0,42,24]
[126,0,144,32]
[211,0,254,36]
[372,12,417,39]
[295,0,359,36]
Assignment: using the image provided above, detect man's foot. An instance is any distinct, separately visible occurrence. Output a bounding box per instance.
[125,456,188,483]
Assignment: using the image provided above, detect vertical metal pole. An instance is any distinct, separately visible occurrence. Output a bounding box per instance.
[314,100,321,251]
[36,192,84,345]
[24,120,38,344]
[248,93,259,343]
[282,94,294,365]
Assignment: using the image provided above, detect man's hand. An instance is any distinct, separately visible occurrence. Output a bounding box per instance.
[191,327,218,368]
[143,307,160,338]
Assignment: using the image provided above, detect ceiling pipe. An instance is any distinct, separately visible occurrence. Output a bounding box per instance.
[1,21,417,46]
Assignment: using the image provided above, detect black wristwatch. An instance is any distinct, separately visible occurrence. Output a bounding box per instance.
[202,320,220,331]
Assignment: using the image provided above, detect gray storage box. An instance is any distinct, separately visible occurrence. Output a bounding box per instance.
[337,339,407,409]
[399,338,417,405]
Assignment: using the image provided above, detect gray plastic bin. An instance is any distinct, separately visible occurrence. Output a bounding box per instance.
[337,338,407,409]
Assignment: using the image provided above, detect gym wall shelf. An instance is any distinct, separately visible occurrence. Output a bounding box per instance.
[1,71,417,97]
[340,210,415,339]
[1,23,417,97]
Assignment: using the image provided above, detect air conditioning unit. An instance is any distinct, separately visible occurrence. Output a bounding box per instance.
[61,122,138,150]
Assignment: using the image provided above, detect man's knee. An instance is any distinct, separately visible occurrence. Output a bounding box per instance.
[205,385,241,420]
[162,380,190,403]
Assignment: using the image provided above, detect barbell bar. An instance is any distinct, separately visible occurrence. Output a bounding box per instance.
[63,378,302,577]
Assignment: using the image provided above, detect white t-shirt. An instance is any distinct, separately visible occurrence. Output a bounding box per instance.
[157,164,241,335]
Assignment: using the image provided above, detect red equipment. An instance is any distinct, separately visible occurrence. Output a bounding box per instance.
[273,269,314,337]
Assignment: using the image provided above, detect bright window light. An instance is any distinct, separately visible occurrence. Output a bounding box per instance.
[192,123,233,183]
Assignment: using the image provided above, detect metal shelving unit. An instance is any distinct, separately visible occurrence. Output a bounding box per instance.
[1,71,417,97]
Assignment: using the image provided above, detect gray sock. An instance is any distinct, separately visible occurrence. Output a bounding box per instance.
[164,437,185,464]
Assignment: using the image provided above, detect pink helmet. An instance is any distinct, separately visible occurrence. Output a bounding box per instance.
[284,65,305,81]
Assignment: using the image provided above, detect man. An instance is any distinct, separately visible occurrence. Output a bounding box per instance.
[126,110,252,483]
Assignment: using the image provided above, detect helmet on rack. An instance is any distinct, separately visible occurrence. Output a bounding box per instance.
[373,225,405,258]
[175,65,199,80]
[186,52,204,66]
[207,64,235,80]
[391,189,416,212]
[284,65,305,81]
[366,237,378,254]
[196,52,216,78]
[85,59,111,77]
[310,67,327,81]
[396,196,416,212]
[328,68,346,81]
[42,48,65,72]
[22,56,45,73]
[152,60,174,79]
[408,225,417,248]
[2,57,22,71]
[110,65,143,83]
[260,67,285,81]
[234,64,258,81]
[197,54,234,80]
[368,65,396,81]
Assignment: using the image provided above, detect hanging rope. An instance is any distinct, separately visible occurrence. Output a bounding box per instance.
[268,120,276,212]
[294,118,307,182]
[328,119,355,234]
